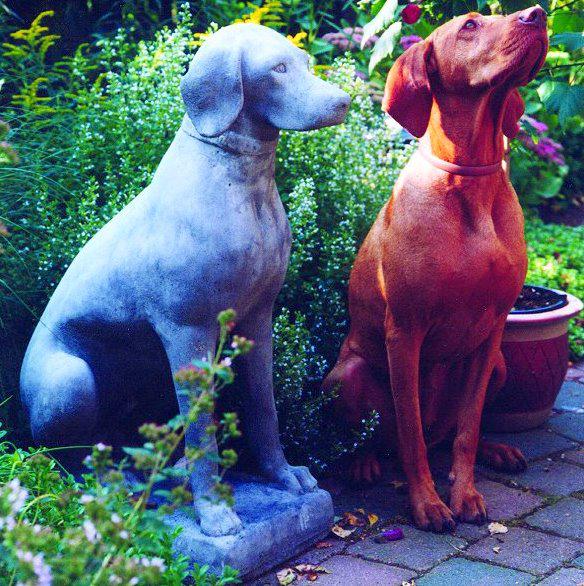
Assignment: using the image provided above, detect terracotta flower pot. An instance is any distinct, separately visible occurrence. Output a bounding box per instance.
[483,287,583,432]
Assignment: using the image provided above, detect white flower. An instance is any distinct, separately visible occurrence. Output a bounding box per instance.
[80,494,94,504]
[95,442,107,452]
[119,530,129,540]
[110,513,121,524]
[129,578,139,585]
[83,519,100,543]
[221,357,232,367]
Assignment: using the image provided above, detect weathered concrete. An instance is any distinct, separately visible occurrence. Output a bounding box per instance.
[168,475,334,579]
[20,21,348,555]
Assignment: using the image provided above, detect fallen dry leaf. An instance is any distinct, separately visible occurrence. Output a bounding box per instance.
[315,541,333,549]
[306,573,318,582]
[368,512,379,526]
[493,546,501,554]
[277,568,296,585]
[343,511,365,527]
[488,522,508,535]
[331,525,356,539]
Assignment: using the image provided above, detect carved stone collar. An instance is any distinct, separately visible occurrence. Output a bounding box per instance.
[182,116,278,156]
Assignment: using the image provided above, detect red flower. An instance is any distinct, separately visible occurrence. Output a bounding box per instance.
[402,4,422,24]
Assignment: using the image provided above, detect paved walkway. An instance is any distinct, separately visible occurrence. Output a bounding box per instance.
[251,366,584,585]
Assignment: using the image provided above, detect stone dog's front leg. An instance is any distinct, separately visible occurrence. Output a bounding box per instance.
[157,322,243,536]
[238,309,317,494]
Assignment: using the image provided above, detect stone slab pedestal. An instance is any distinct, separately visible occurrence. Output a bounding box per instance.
[166,474,334,579]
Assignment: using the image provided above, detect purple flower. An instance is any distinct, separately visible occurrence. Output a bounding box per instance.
[522,115,548,135]
[322,27,378,51]
[518,130,566,166]
[400,35,423,51]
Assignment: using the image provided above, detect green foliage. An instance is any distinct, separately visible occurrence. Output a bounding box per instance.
[525,218,584,359]
[0,312,248,584]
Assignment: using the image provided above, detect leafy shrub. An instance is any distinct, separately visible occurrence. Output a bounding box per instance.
[0,310,247,584]
[525,217,584,359]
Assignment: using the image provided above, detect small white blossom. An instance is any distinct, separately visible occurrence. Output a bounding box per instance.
[83,519,100,543]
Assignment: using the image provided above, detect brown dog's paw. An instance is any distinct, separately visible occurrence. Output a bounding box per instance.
[411,490,456,533]
[478,440,527,472]
[350,453,382,485]
[450,486,487,525]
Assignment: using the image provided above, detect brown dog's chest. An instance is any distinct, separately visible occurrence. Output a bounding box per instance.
[382,180,527,361]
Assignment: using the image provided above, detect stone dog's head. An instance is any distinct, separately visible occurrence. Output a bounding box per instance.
[180,24,351,139]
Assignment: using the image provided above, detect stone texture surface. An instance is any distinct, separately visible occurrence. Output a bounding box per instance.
[248,379,584,585]
[169,479,334,579]
[465,526,582,574]
[347,524,466,571]
[489,459,584,495]
[417,558,533,586]
[555,380,584,412]
[526,497,584,540]
[549,412,584,442]
[537,567,584,585]
[563,449,584,466]
[482,428,575,461]
[310,555,416,586]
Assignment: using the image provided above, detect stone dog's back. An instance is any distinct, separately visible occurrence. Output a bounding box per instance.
[20,23,349,456]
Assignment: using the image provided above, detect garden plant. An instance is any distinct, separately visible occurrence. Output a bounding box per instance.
[0,0,582,582]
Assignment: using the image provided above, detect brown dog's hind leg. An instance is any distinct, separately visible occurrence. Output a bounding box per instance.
[324,344,393,484]
[477,440,527,472]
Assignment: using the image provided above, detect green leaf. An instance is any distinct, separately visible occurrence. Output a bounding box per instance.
[551,32,584,51]
[537,81,584,125]
[368,21,402,74]
[361,0,398,49]
[534,173,564,198]
[551,12,584,34]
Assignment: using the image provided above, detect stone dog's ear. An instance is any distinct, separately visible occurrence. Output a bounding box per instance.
[382,40,433,138]
[180,41,244,138]
[501,88,525,139]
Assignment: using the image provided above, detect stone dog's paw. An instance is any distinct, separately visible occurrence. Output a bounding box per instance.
[269,464,318,494]
[197,501,243,536]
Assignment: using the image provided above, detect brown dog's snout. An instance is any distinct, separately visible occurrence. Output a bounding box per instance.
[518,5,547,29]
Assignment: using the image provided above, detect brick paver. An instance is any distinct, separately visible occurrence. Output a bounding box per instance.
[310,555,416,586]
[251,379,584,585]
[482,428,575,461]
[563,449,584,466]
[465,526,582,574]
[489,459,584,495]
[526,497,584,540]
[555,380,584,412]
[549,412,584,442]
[347,524,466,571]
[417,558,532,585]
[537,567,584,585]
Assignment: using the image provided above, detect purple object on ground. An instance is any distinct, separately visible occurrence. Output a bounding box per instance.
[374,528,404,543]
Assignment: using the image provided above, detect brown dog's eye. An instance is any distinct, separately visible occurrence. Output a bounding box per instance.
[462,19,477,30]
[273,63,287,73]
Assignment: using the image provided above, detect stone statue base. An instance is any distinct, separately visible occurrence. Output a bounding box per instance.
[166,473,333,579]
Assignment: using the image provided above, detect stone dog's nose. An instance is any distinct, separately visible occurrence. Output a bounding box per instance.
[518,5,547,28]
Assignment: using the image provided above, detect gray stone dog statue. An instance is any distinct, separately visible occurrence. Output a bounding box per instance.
[20,23,350,539]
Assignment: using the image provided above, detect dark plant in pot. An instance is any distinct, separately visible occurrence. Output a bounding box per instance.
[483,285,583,432]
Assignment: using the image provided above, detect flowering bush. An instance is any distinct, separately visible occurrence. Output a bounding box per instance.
[0,310,248,584]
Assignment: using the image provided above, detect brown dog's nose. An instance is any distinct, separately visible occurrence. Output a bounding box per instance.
[518,5,547,28]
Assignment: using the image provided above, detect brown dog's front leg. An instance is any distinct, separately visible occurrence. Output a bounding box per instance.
[449,330,504,525]
[386,328,455,532]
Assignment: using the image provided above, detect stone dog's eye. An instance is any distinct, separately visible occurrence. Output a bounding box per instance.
[462,19,478,30]
[273,63,287,73]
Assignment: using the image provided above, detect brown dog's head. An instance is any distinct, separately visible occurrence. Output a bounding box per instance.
[382,6,548,138]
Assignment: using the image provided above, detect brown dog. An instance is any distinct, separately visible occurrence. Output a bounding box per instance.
[324,6,548,532]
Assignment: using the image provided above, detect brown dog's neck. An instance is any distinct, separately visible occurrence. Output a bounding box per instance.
[425,91,507,167]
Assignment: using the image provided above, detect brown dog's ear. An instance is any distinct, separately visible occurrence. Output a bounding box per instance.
[382,41,432,138]
[501,89,525,139]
